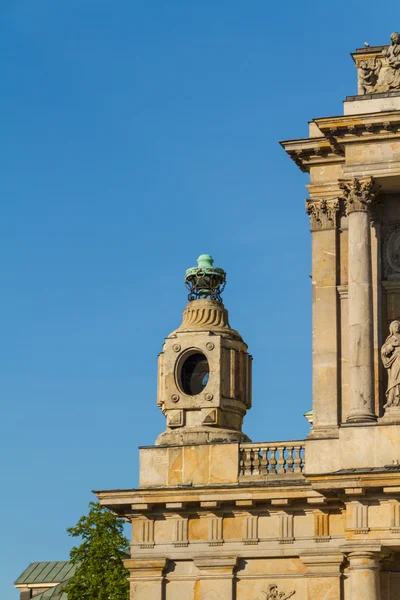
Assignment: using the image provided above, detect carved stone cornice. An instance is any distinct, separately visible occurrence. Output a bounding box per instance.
[305,198,339,231]
[339,177,380,214]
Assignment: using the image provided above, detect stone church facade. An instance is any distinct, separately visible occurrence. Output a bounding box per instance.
[95,32,400,600]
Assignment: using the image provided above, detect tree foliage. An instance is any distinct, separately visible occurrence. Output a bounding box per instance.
[65,501,129,600]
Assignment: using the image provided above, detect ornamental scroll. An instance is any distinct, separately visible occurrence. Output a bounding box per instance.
[258,584,296,600]
[357,32,400,94]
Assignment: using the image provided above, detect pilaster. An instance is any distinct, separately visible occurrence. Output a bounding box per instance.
[300,552,344,600]
[193,555,238,600]
[306,198,340,437]
[124,558,168,600]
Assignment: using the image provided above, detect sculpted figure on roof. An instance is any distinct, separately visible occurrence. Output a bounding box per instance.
[358,31,400,94]
[381,31,400,90]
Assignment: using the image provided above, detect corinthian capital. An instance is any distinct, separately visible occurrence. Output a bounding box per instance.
[339,177,380,214]
[306,198,339,231]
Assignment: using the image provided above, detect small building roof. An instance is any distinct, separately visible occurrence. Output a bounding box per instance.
[14,561,75,585]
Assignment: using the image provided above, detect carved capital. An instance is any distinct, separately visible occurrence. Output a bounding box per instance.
[306,198,339,230]
[339,177,380,214]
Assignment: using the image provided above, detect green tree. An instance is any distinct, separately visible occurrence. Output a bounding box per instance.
[65,501,130,600]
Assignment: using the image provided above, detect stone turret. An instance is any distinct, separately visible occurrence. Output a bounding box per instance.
[156,254,252,445]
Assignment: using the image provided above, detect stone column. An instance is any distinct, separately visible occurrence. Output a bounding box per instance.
[193,556,238,599]
[124,558,167,600]
[340,177,379,423]
[347,549,381,600]
[306,198,340,436]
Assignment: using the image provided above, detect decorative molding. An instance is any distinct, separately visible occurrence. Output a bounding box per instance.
[278,513,294,544]
[166,409,183,427]
[339,177,380,214]
[173,517,188,547]
[139,518,155,549]
[337,285,348,300]
[314,511,330,542]
[389,500,400,533]
[208,515,223,546]
[305,198,339,230]
[348,502,369,534]
[179,300,231,330]
[258,584,296,600]
[244,515,259,545]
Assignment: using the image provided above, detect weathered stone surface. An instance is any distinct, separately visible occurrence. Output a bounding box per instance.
[156,298,252,446]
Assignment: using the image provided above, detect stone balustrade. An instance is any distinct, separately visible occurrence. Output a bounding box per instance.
[239,441,306,480]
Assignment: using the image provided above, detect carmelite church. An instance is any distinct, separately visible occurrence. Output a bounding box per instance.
[14,32,400,600]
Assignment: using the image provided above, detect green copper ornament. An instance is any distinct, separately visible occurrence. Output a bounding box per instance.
[184,254,226,302]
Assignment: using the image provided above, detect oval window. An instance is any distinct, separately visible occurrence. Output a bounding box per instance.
[180,352,210,396]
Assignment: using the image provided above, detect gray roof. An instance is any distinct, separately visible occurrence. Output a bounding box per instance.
[14,561,75,586]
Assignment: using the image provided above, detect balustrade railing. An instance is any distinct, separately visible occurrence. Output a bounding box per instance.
[239,442,306,479]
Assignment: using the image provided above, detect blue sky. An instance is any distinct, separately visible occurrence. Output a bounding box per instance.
[1,1,399,597]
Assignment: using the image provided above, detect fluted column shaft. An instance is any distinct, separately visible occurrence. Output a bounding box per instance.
[341,178,379,423]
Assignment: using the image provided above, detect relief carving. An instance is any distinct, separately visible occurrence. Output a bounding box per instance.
[357,32,400,94]
[339,177,380,213]
[258,584,296,600]
[383,225,400,278]
[359,57,382,94]
[381,320,400,408]
[305,198,339,230]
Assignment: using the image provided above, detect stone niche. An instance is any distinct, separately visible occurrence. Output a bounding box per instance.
[382,194,400,323]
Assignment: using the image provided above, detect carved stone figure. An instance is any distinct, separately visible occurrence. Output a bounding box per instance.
[258,584,296,600]
[357,32,400,94]
[381,32,400,90]
[359,57,382,93]
[381,320,400,408]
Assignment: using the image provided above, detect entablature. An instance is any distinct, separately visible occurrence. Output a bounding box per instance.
[281,110,400,174]
[307,467,400,498]
[95,482,335,518]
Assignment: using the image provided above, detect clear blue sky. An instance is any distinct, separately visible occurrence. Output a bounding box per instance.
[1,1,398,597]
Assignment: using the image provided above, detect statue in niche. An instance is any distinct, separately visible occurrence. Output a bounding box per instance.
[258,584,296,600]
[381,320,400,408]
[381,31,400,90]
